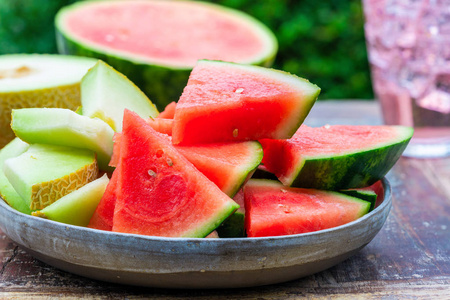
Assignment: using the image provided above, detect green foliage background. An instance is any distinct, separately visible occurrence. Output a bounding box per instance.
[0,0,374,100]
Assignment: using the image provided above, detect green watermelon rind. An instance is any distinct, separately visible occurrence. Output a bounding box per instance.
[284,126,413,190]
[216,211,245,238]
[339,189,377,211]
[55,1,278,110]
[225,141,263,198]
[183,200,240,238]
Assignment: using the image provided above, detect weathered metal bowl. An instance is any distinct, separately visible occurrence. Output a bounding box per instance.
[0,178,392,289]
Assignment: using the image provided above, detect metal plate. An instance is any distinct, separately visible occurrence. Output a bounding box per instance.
[0,179,392,289]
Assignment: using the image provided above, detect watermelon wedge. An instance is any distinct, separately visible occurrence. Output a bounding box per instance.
[216,189,246,238]
[55,0,277,109]
[260,125,413,190]
[157,101,177,119]
[244,179,371,237]
[109,131,262,197]
[339,180,384,211]
[112,110,239,237]
[146,118,173,136]
[172,60,320,145]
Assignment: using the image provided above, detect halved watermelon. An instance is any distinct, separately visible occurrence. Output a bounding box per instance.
[244,179,371,237]
[112,110,239,237]
[55,0,277,109]
[172,60,320,145]
[260,125,413,190]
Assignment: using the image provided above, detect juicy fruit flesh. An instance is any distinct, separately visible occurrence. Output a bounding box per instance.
[3,144,98,210]
[286,125,408,156]
[32,174,109,227]
[61,1,273,67]
[244,180,371,237]
[172,60,320,145]
[112,110,239,237]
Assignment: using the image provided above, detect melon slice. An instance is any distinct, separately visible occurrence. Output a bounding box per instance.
[3,144,98,211]
[88,165,120,231]
[32,174,109,227]
[146,118,173,136]
[340,181,383,211]
[112,110,239,237]
[157,101,177,119]
[0,138,30,214]
[260,125,413,190]
[244,179,371,237]
[109,132,262,197]
[55,0,278,109]
[172,60,320,145]
[80,60,159,132]
[0,54,97,147]
[11,108,115,171]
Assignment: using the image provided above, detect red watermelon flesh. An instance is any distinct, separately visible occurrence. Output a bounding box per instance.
[88,166,119,231]
[260,124,413,189]
[244,179,371,237]
[109,131,262,197]
[147,118,173,136]
[157,101,177,119]
[172,60,320,145]
[59,0,276,68]
[112,110,239,237]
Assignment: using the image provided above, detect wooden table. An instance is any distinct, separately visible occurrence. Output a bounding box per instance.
[1,100,449,299]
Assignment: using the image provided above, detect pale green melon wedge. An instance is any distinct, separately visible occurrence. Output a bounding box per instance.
[32,174,109,226]
[3,144,98,211]
[11,107,114,171]
[0,138,30,214]
[81,60,159,132]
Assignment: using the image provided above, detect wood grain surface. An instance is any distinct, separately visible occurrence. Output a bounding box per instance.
[1,101,449,299]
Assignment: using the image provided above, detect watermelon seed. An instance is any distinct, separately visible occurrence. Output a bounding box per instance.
[166,158,173,167]
[235,88,244,94]
[233,128,239,138]
[324,124,331,129]
[148,169,157,177]
[280,189,287,193]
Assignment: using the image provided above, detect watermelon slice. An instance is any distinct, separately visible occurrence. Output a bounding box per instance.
[111,110,239,237]
[157,101,177,119]
[260,125,413,190]
[172,60,320,145]
[244,179,371,237]
[339,180,384,211]
[146,118,173,136]
[55,0,277,109]
[109,131,263,197]
[88,166,119,231]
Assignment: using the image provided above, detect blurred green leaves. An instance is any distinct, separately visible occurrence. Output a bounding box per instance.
[211,0,374,99]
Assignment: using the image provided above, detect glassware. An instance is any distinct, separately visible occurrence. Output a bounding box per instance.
[363,0,450,158]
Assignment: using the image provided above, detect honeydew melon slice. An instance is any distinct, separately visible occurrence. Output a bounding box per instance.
[32,174,109,226]
[55,0,278,109]
[0,54,97,147]
[11,107,115,171]
[172,60,320,145]
[3,144,98,211]
[0,138,30,214]
[80,60,159,132]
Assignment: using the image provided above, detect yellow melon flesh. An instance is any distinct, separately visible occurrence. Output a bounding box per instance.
[3,144,99,211]
[0,54,97,147]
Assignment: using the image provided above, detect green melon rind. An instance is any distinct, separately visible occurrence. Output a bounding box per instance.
[3,144,98,210]
[32,174,109,227]
[0,138,30,214]
[55,1,278,110]
[181,200,240,238]
[216,211,245,238]
[224,141,263,197]
[286,126,413,190]
[339,189,377,211]
[11,108,115,171]
[80,61,159,131]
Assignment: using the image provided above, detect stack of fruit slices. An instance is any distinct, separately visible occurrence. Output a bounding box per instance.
[0,60,413,238]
